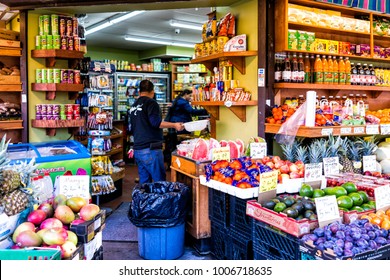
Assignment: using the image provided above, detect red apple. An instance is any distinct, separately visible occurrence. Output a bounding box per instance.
[289,163,298,173]
[272,156,281,164]
[261,156,271,164]
[280,164,290,174]
[289,171,301,179]
[265,161,275,169]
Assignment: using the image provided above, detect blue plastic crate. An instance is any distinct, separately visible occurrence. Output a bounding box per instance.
[229,229,253,260]
[253,245,279,260]
[209,188,230,228]
[210,224,230,260]
[229,196,253,239]
[252,220,300,260]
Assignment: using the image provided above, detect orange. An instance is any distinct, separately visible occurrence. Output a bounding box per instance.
[376,209,386,217]
[381,219,390,230]
[385,208,390,217]
[360,214,372,222]
[368,213,378,218]
[371,216,383,226]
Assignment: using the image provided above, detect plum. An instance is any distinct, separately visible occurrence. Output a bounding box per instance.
[329,222,340,234]
[314,237,325,246]
[335,230,346,240]
[368,231,376,240]
[335,239,345,248]
[317,243,325,251]
[313,227,325,237]
[345,235,354,242]
[324,229,333,240]
[356,239,369,249]
[301,234,311,242]
[360,228,367,234]
[323,241,335,249]
[333,246,344,257]
[351,247,362,255]
[375,236,387,245]
[344,241,353,250]
[351,231,362,241]
[307,234,318,242]
[380,228,388,238]
[374,229,382,238]
[361,234,370,241]
[357,219,369,226]
[369,240,378,250]
[343,248,353,257]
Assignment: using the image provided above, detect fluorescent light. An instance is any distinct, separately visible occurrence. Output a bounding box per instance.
[85,10,145,36]
[169,19,203,31]
[124,35,195,48]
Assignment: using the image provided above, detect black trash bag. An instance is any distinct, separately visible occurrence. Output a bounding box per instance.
[128,181,190,228]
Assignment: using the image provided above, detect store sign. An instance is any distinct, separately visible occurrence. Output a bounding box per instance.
[212,147,230,162]
[366,125,379,135]
[304,163,322,182]
[375,185,390,211]
[363,155,377,173]
[259,170,278,193]
[250,142,267,159]
[381,124,390,135]
[315,195,341,228]
[323,157,340,176]
[58,175,90,200]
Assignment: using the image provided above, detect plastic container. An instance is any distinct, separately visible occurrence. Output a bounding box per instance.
[138,222,185,260]
[183,119,209,132]
[0,248,61,260]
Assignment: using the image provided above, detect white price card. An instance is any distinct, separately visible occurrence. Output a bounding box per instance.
[212,146,230,162]
[354,126,365,134]
[366,125,379,135]
[93,61,101,72]
[315,195,341,228]
[374,185,390,211]
[304,163,323,182]
[340,127,352,135]
[250,142,267,159]
[57,175,90,200]
[259,170,278,193]
[381,124,390,135]
[323,157,340,176]
[363,155,377,173]
[104,62,111,73]
[321,128,333,136]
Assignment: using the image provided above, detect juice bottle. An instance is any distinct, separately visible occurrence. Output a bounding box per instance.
[322,55,329,84]
[314,54,323,84]
[356,63,363,85]
[327,55,334,84]
[345,57,351,85]
[363,63,370,86]
[310,54,315,83]
[338,57,346,84]
[274,56,282,83]
[369,64,376,86]
[304,54,311,83]
[291,54,299,83]
[332,56,339,84]
[298,54,305,83]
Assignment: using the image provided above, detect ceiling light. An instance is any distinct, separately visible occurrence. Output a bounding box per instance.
[85,10,145,36]
[169,20,203,31]
[124,35,195,48]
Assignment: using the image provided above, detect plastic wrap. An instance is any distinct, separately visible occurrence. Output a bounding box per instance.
[275,102,307,145]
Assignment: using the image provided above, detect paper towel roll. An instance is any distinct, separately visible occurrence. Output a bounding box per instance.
[305,90,316,127]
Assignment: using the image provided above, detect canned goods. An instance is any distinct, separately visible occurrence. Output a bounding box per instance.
[35,36,41,50]
[41,69,48,83]
[53,35,60,49]
[68,70,74,84]
[60,36,67,50]
[35,104,42,114]
[59,17,66,36]
[46,104,53,115]
[74,37,80,51]
[51,14,59,36]
[72,17,78,37]
[73,114,80,120]
[35,113,42,120]
[61,69,68,83]
[43,15,51,35]
[41,114,48,121]
[35,69,42,83]
[53,69,61,83]
[38,16,44,36]
[40,35,47,50]
[66,17,73,37]
[66,114,73,120]
[74,70,81,84]
[67,36,74,51]
[73,104,80,114]
[64,104,73,114]
[47,69,54,83]
[46,35,53,49]
[41,104,47,114]
[53,104,61,115]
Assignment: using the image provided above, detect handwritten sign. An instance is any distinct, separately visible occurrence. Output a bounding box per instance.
[57,175,90,200]
[366,125,379,135]
[259,170,278,193]
[212,147,230,162]
[381,124,390,135]
[304,163,323,182]
[250,142,267,159]
[340,127,352,135]
[354,126,365,134]
[321,128,333,136]
[374,185,390,210]
[323,157,340,176]
[315,195,341,228]
[363,155,377,173]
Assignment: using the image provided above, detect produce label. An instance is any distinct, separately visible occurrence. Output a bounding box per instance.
[315,195,341,228]
[374,185,390,211]
[259,170,278,193]
[175,157,181,168]
[363,155,377,173]
[353,126,365,134]
[250,142,267,159]
[304,163,322,182]
[366,125,379,135]
[212,147,230,162]
[58,175,90,200]
[323,157,340,176]
[340,127,352,135]
[380,124,390,135]
[321,128,333,136]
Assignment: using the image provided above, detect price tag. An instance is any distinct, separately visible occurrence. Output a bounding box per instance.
[363,155,377,173]
[104,62,112,73]
[57,175,90,200]
[315,195,341,228]
[304,163,323,182]
[354,126,365,134]
[323,157,340,176]
[366,125,379,135]
[321,128,333,136]
[212,147,230,162]
[250,142,267,159]
[381,124,390,135]
[93,61,101,72]
[259,170,278,193]
[374,185,390,210]
[340,127,352,135]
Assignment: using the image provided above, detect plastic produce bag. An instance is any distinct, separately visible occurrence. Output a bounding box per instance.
[128,181,190,228]
[274,102,307,146]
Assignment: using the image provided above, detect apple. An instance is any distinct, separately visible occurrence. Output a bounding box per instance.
[289,163,298,173]
[272,156,281,164]
[280,164,290,174]
[265,161,275,169]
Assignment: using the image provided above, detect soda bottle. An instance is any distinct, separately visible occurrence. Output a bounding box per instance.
[338,57,346,84]
[322,55,329,84]
[304,54,311,83]
[327,55,334,84]
[333,56,339,84]
[282,55,291,83]
[345,57,351,85]
[369,64,376,86]
[314,54,323,84]
[274,56,282,83]
[298,54,305,83]
[350,63,357,85]
[357,63,364,85]
[291,54,299,83]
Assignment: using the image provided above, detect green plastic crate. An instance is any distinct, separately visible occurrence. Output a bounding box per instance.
[0,248,61,260]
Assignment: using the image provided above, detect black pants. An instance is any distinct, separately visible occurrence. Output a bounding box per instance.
[164,130,178,166]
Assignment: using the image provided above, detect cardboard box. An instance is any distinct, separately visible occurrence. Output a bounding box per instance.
[69,210,106,243]
[83,230,103,260]
[0,28,20,41]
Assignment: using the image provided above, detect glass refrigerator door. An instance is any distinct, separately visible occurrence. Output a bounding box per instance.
[144,73,171,103]
[114,72,143,120]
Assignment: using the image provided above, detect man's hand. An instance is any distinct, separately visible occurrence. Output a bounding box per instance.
[174,122,185,131]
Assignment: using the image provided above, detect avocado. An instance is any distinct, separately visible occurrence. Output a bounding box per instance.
[304,210,315,219]
[283,196,296,207]
[273,202,287,213]
[291,202,304,214]
[282,207,299,219]
[263,200,277,210]
[308,213,318,220]
[296,214,304,220]
[303,200,316,211]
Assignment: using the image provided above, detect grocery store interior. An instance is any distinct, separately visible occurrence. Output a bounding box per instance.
[2,0,390,261]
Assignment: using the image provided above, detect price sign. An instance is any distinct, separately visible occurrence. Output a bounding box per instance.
[250,142,267,159]
[57,175,90,200]
[323,157,340,176]
[340,127,352,135]
[374,185,390,210]
[304,163,323,182]
[366,125,379,135]
[104,62,112,73]
[315,195,341,228]
[259,170,278,193]
[93,61,101,72]
[363,155,377,173]
[321,128,333,136]
[354,126,365,134]
[212,147,230,162]
[381,124,390,135]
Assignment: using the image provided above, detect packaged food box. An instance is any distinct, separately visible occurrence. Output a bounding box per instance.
[355,44,370,56]
[305,32,316,51]
[350,43,356,55]
[327,40,339,54]
[297,31,307,51]
[339,41,351,55]
[342,17,355,31]
[288,29,298,50]
[315,38,328,53]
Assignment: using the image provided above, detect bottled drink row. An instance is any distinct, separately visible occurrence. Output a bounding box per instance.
[274,53,386,86]
[284,93,369,109]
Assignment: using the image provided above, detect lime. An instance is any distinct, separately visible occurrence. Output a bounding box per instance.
[299,184,314,198]
[333,186,348,198]
[357,191,369,203]
[341,182,358,194]
[274,202,287,213]
[350,206,364,212]
[361,203,374,211]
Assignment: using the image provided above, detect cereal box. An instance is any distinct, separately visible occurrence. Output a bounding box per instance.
[297,30,307,51]
[315,38,328,53]
[288,29,298,50]
[355,43,370,56]
[305,32,316,52]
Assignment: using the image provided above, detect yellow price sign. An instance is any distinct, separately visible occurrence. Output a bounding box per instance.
[212,147,230,162]
[259,170,278,193]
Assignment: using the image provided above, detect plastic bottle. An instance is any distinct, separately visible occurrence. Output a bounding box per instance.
[322,55,329,84]
[357,63,364,85]
[298,94,305,106]
[350,62,357,85]
[304,54,311,83]
[298,54,305,83]
[310,54,315,83]
[42,172,54,201]
[314,54,323,84]
[369,64,376,86]
[274,56,282,83]
[363,63,370,86]
[282,55,291,83]
[327,56,334,84]
[332,56,339,84]
[362,93,369,110]
[338,57,346,84]
[291,54,299,83]
[345,57,351,85]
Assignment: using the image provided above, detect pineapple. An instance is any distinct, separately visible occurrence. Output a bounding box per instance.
[308,140,324,163]
[0,189,29,216]
[0,169,21,194]
[295,145,308,164]
[360,138,378,157]
[339,137,354,173]
[348,138,363,174]
[281,143,296,162]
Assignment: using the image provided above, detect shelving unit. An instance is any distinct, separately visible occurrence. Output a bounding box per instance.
[31,119,85,136]
[31,83,84,100]
[31,49,84,68]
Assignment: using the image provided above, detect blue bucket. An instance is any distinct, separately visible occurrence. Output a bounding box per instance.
[137,222,185,260]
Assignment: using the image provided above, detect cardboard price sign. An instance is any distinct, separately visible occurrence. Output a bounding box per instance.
[212,147,230,162]
[363,155,377,173]
[323,157,340,176]
[259,170,278,193]
[315,195,341,228]
[250,142,267,159]
[304,163,322,182]
[374,185,390,211]
[58,175,90,200]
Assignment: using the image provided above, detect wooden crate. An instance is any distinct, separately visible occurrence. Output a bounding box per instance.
[171,153,210,177]
[0,75,21,85]
[0,39,20,48]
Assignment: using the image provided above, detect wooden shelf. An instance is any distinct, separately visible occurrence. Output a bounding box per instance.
[191,51,257,74]
[31,83,84,100]
[0,47,22,57]
[0,120,23,130]
[109,133,123,140]
[288,22,370,38]
[111,168,125,182]
[31,119,85,136]
[105,147,123,156]
[31,49,84,67]
[0,84,22,92]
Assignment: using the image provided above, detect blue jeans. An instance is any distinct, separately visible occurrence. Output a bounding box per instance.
[134,148,166,184]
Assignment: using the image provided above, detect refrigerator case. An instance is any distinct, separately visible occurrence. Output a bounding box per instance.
[114,71,171,120]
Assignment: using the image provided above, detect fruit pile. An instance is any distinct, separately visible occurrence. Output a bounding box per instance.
[366,109,390,124]
[259,156,305,183]
[10,194,101,259]
[266,104,296,124]
[361,209,390,230]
